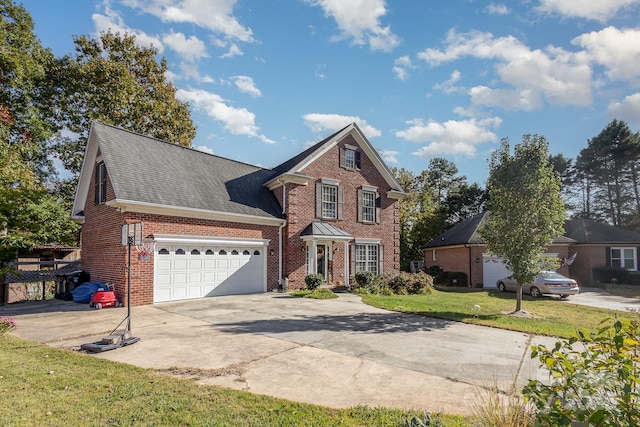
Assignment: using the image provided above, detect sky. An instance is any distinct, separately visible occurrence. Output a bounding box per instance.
[19,0,640,185]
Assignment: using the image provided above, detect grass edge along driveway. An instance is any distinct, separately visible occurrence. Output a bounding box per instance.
[360,287,634,339]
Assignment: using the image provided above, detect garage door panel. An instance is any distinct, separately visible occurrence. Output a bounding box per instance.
[154,244,264,302]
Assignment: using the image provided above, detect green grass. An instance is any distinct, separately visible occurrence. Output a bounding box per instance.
[0,335,468,426]
[360,287,634,338]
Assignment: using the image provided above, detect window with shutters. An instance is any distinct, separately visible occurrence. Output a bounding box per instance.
[316,179,343,220]
[339,146,361,170]
[611,247,637,270]
[358,187,380,223]
[94,161,107,204]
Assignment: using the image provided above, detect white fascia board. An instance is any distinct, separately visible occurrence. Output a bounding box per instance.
[72,122,100,216]
[153,234,270,247]
[354,238,381,244]
[301,234,353,242]
[106,199,286,227]
[386,189,407,200]
[265,172,313,190]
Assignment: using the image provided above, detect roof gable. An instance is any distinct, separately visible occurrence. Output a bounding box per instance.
[266,123,405,196]
[73,122,285,222]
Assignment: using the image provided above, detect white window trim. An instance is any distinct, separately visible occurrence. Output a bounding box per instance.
[611,247,637,271]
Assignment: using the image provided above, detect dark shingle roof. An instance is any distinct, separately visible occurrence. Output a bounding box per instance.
[300,221,353,238]
[422,211,576,249]
[93,122,284,220]
[564,218,640,244]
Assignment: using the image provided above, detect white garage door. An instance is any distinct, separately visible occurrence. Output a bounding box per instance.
[154,244,265,302]
[482,253,560,288]
[482,255,511,289]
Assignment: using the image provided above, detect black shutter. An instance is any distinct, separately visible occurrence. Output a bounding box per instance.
[605,247,611,266]
[99,163,107,203]
[94,163,100,205]
[355,151,361,170]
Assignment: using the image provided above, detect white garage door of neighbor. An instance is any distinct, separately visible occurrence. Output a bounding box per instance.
[154,245,265,302]
[482,255,511,289]
[482,253,560,288]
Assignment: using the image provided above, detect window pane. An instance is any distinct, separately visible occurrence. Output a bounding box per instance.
[363,191,375,222]
[322,185,337,218]
[345,149,355,169]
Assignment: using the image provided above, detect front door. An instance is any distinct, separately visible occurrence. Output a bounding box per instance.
[316,244,327,281]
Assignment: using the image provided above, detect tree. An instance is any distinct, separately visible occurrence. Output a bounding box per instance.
[480,135,565,312]
[0,0,57,180]
[51,31,196,178]
[574,120,640,230]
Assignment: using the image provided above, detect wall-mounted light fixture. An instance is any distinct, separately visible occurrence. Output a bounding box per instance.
[270,249,275,256]
[475,257,481,264]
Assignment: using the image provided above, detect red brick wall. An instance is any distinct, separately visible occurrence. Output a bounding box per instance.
[280,134,401,289]
[81,165,280,306]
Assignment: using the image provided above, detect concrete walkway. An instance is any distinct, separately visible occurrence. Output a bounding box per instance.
[4,292,560,416]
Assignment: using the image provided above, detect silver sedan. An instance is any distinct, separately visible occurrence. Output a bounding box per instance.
[496,271,579,298]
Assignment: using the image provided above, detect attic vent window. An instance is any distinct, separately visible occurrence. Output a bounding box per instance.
[94,161,107,204]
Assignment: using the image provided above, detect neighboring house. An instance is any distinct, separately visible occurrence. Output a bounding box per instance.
[422,211,575,288]
[564,218,640,286]
[72,121,405,305]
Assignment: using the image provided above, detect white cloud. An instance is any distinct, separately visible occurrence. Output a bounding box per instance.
[418,30,593,109]
[122,0,253,42]
[393,56,414,81]
[302,113,382,139]
[162,31,208,62]
[572,27,640,83]
[608,93,640,128]
[469,86,544,111]
[395,116,502,158]
[433,70,463,94]
[486,3,509,15]
[306,0,400,52]
[378,149,399,164]
[176,89,274,144]
[220,42,243,58]
[194,145,214,154]
[233,76,262,97]
[536,0,640,22]
[92,10,164,53]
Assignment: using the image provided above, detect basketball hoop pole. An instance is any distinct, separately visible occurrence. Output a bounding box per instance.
[127,235,133,331]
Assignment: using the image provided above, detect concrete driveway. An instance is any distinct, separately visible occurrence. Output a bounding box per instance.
[4,292,559,416]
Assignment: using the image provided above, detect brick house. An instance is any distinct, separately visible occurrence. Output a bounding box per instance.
[423,212,640,287]
[72,121,405,305]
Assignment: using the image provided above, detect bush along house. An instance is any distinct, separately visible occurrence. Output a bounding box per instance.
[72,121,405,305]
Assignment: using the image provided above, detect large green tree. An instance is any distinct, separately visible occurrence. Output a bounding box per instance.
[480,135,565,312]
[52,31,196,178]
[0,0,79,263]
[574,120,640,229]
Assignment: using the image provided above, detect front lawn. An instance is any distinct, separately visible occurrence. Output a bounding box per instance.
[360,287,633,338]
[0,335,467,426]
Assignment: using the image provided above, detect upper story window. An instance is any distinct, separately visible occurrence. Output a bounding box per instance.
[358,186,380,223]
[316,179,343,220]
[340,145,361,171]
[94,161,107,204]
[611,247,637,270]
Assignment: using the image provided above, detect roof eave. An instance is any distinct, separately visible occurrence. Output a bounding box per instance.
[106,199,286,227]
[264,172,313,190]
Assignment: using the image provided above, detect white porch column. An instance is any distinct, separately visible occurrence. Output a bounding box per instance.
[343,241,349,286]
[310,240,318,275]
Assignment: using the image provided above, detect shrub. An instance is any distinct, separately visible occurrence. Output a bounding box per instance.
[385,272,434,295]
[424,265,443,277]
[629,272,640,286]
[291,288,337,299]
[523,316,640,426]
[592,265,630,284]
[304,274,324,291]
[354,271,375,288]
[0,316,16,336]
[435,271,468,287]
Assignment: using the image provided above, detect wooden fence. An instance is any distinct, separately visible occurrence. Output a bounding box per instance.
[1,260,82,304]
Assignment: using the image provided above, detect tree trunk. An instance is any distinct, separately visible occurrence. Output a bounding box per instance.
[516,282,523,312]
